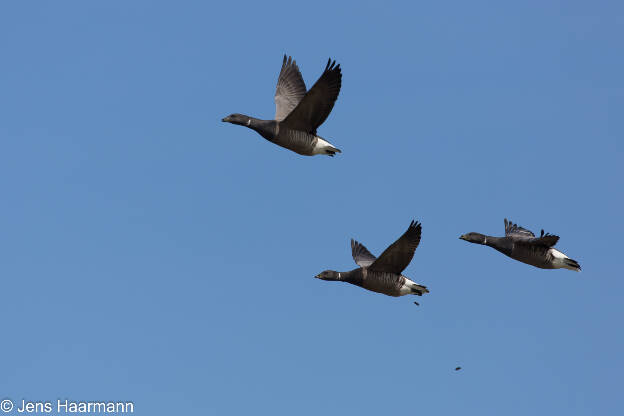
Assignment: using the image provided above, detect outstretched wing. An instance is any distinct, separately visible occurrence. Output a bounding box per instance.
[506,219,560,252]
[369,221,422,274]
[274,55,307,121]
[281,58,342,134]
[504,218,535,239]
[351,239,377,267]
[521,231,560,248]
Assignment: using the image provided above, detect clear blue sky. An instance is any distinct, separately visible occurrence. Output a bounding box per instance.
[1,1,622,415]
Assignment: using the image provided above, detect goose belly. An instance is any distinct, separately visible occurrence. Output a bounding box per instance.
[274,129,316,155]
[513,255,555,269]
[510,245,555,269]
[360,271,405,297]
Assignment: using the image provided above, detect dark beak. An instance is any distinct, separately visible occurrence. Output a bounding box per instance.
[221,117,228,122]
[459,235,466,240]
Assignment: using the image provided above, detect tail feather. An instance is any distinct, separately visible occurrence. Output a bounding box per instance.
[550,248,581,272]
[411,284,429,296]
[313,136,341,157]
[325,146,341,156]
[563,258,581,272]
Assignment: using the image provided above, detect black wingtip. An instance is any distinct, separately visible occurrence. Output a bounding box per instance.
[282,55,296,68]
[324,58,340,72]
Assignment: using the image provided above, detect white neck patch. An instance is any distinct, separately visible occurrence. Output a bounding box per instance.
[246,119,251,126]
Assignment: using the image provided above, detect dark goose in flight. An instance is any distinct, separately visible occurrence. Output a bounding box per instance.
[315,221,429,298]
[222,55,342,156]
[460,218,581,271]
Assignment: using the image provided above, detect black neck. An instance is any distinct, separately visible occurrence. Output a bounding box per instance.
[339,269,363,285]
[484,236,512,256]
[325,269,359,282]
[482,235,500,247]
[246,117,277,141]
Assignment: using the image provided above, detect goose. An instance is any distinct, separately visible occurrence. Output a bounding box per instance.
[315,221,429,298]
[459,218,581,271]
[222,55,342,156]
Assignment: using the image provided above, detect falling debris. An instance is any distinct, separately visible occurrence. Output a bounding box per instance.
[455,367,462,371]
[413,301,419,306]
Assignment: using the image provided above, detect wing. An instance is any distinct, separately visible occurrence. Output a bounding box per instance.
[504,218,535,238]
[351,239,377,267]
[274,55,307,121]
[513,237,560,265]
[369,221,422,274]
[513,229,560,263]
[523,233,560,248]
[281,58,342,134]
[535,229,560,247]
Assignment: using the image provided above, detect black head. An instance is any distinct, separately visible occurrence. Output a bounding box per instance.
[459,232,487,245]
[314,270,341,281]
[222,113,251,126]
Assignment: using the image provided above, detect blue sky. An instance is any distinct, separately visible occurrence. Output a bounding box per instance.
[1,1,622,415]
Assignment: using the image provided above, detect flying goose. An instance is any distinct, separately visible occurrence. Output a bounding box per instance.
[315,221,429,298]
[222,55,342,156]
[459,218,581,271]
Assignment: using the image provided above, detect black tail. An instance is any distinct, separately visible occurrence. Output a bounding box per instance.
[411,284,429,296]
[564,258,581,272]
[325,147,341,157]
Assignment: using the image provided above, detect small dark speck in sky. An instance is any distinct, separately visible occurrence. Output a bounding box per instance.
[455,367,462,371]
